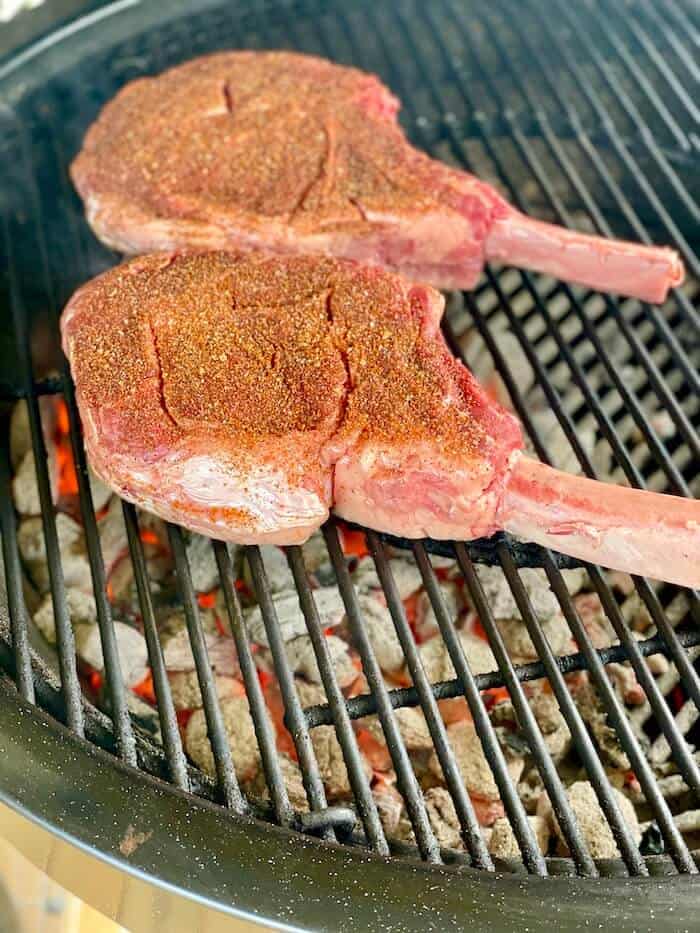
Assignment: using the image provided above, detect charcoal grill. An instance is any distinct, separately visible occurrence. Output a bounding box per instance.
[0,0,699,929]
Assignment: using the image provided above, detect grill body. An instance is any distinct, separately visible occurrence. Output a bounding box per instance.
[0,0,698,929]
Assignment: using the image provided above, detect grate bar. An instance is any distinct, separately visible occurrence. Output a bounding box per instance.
[12,104,139,764]
[305,624,700,729]
[588,566,700,797]
[122,503,189,790]
[544,556,697,874]
[496,543,648,876]
[632,579,700,714]
[323,525,443,864]
[214,541,294,827]
[0,425,35,703]
[413,542,541,874]
[367,531,495,871]
[532,0,699,280]
[603,7,695,151]
[475,9,700,462]
[502,7,700,392]
[245,546,335,841]
[2,213,84,735]
[439,2,699,470]
[456,544,598,877]
[502,2,700,338]
[405,4,697,508]
[286,545,388,851]
[62,393,137,765]
[639,0,700,84]
[167,525,245,811]
[562,0,698,215]
[618,7,700,125]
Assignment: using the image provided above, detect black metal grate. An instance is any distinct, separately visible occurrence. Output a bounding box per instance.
[0,0,699,892]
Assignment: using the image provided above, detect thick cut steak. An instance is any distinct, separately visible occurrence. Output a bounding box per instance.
[71,51,682,304]
[61,253,700,587]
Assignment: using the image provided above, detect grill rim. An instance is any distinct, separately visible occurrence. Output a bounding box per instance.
[0,0,699,917]
[3,676,700,933]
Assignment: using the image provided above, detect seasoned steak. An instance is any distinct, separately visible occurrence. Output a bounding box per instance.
[61,253,700,587]
[71,51,682,303]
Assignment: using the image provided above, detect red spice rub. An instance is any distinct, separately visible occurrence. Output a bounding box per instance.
[61,252,522,543]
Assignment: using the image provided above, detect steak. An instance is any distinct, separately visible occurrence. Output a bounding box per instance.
[71,51,682,304]
[61,252,700,587]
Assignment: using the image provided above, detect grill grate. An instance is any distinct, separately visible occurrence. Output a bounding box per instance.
[0,0,699,898]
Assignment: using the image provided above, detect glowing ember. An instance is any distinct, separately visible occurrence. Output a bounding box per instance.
[196,591,217,609]
[338,525,369,559]
[54,398,79,499]
[132,669,156,705]
[139,529,161,547]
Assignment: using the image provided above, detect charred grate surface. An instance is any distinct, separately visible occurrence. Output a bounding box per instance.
[0,0,698,888]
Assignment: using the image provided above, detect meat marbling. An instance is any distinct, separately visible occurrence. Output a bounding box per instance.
[71,51,683,304]
[61,252,700,588]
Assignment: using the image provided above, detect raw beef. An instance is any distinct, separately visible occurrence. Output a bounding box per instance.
[71,51,682,303]
[61,252,700,587]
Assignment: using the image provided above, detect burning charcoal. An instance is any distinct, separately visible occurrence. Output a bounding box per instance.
[126,691,162,744]
[356,594,404,675]
[671,809,700,836]
[283,634,357,688]
[542,781,641,859]
[184,532,227,594]
[529,409,597,476]
[301,530,330,575]
[393,706,433,752]
[10,400,32,468]
[161,624,239,678]
[352,556,423,600]
[373,781,405,837]
[97,496,128,577]
[245,752,309,812]
[74,620,149,688]
[364,706,433,756]
[608,662,645,706]
[294,678,328,708]
[168,670,244,711]
[415,581,463,640]
[489,815,549,860]
[244,545,295,596]
[518,768,545,815]
[495,612,572,665]
[32,588,97,645]
[429,720,524,808]
[573,679,631,770]
[474,565,585,624]
[18,513,91,594]
[244,587,346,646]
[459,328,534,411]
[529,690,571,763]
[12,449,59,516]
[649,700,699,766]
[185,695,261,783]
[311,724,371,801]
[419,628,496,683]
[424,786,463,850]
[573,592,616,649]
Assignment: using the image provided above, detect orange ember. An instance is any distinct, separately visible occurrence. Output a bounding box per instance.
[339,526,369,558]
[87,669,103,692]
[197,591,217,609]
[139,529,161,547]
[54,398,79,498]
[132,669,156,705]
